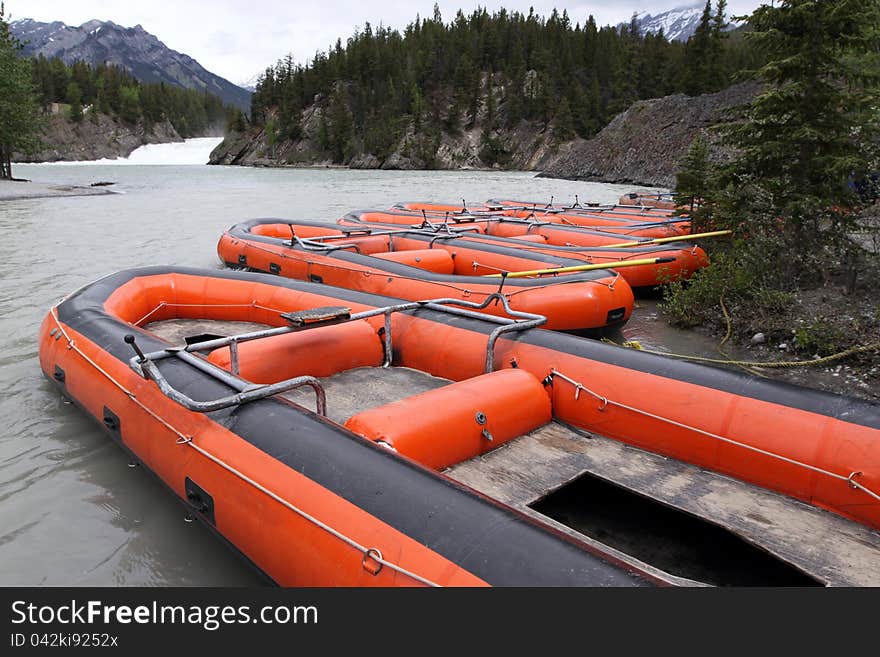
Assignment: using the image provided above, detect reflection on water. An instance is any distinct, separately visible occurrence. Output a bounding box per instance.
[0,162,663,585]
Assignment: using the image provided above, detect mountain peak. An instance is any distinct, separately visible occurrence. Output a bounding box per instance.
[79,19,105,33]
[626,2,732,42]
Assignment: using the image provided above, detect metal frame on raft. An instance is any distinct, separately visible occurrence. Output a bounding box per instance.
[284,220,483,253]
[282,214,694,248]
[355,210,690,233]
[125,293,546,416]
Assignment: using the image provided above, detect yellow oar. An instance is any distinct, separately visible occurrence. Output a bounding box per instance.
[595,229,733,248]
[483,257,675,279]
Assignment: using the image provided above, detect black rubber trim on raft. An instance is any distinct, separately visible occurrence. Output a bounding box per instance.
[185,477,216,526]
[102,406,121,439]
[225,217,616,286]
[53,267,649,587]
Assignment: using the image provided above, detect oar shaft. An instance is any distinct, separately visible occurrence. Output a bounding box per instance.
[596,230,733,248]
[484,257,675,279]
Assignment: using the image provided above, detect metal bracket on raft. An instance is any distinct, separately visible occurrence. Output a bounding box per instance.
[288,226,362,253]
[125,294,547,415]
[364,293,546,373]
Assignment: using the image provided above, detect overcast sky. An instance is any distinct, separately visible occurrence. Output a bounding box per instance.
[7,1,764,85]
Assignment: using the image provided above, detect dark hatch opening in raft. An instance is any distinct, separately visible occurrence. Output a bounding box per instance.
[529,472,822,587]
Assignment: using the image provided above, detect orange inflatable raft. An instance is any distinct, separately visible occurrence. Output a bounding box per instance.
[341,210,708,287]
[487,197,680,218]
[217,218,636,332]
[39,267,880,586]
[396,200,689,237]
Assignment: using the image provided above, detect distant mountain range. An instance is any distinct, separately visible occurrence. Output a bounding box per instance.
[627,3,741,42]
[10,18,251,111]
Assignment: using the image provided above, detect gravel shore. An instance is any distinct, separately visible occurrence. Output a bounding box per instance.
[0,179,116,201]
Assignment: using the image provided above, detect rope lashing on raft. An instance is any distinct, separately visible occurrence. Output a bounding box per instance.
[546,369,880,504]
[47,307,443,587]
[132,301,288,327]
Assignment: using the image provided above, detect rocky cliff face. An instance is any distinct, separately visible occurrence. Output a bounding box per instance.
[538,83,759,188]
[210,92,562,171]
[211,121,558,171]
[16,111,181,162]
[211,83,758,184]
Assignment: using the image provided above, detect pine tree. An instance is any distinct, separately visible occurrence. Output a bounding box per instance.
[118,86,141,124]
[66,81,83,122]
[684,1,713,95]
[227,109,246,133]
[708,1,728,91]
[674,133,712,230]
[0,2,41,178]
[317,109,329,150]
[49,57,68,103]
[408,81,423,133]
[32,54,54,108]
[449,54,477,131]
[719,0,880,278]
[553,97,575,142]
[265,116,277,157]
[328,86,354,162]
[484,71,496,130]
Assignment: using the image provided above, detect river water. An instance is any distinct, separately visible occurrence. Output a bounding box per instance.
[0,139,713,585]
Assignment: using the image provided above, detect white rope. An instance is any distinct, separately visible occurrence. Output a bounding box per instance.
[133,301,286,327]
[549,369,880,504]
[49,308,443,587]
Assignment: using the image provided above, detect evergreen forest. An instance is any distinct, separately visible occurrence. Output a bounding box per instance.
[249,2,755,162]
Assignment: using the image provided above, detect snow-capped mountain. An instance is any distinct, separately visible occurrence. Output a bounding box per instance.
[237,72,263,93]
[627,2,743,42]
[10,18,251,110]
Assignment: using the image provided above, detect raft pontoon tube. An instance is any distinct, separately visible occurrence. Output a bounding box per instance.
[40,267,880,586]
[217,218,635,332]
[340,210,708,287]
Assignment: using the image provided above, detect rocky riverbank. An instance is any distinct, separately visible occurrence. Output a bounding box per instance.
[538,83,759,187]
[15,111,182,163]
[210,83,759,186]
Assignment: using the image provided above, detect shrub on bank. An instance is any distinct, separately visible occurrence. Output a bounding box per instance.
[663,0,880,362]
